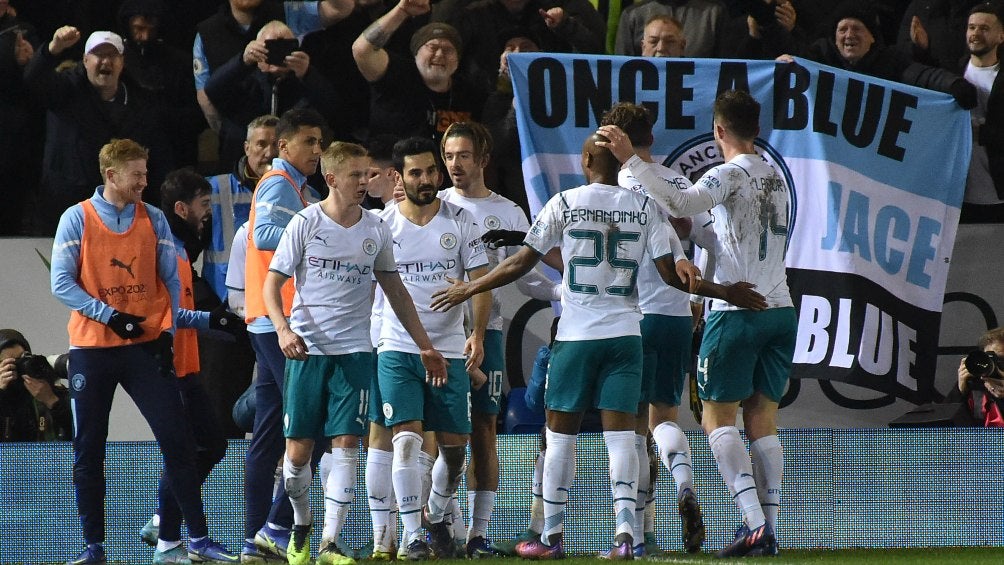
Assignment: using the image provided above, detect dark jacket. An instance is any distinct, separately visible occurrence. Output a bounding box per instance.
[23,44,173,234]
[448,0,606,92]
[123,39,205,168]
[196,1,285,74]
[0,381,72,442]
[755,12,965,94]
[958,56,1004,199]
[204,52,340,167]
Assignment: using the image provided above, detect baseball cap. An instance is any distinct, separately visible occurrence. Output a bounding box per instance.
[84,31,125,55]
[409,22,462,57]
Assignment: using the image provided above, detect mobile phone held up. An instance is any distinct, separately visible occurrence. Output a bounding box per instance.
[264,38,298,66]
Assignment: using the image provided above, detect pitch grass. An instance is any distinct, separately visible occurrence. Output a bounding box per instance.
[440,548,998,564]
[66,548,1004,565]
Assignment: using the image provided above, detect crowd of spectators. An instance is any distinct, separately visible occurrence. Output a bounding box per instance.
[2,0,1002,236]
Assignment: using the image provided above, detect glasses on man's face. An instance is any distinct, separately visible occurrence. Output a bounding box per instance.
[423,43,456,57]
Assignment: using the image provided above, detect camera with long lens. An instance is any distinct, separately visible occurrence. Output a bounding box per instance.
[13,353,56,383]
[964,350,1000,391]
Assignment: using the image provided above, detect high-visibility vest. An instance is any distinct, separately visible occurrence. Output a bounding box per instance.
[68,200,172,347]
[244,168,308,323]
[173,250,200,378]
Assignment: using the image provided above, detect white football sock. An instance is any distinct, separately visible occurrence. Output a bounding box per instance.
[366,448,394,548]
[427,445,466,525]
[708,426,764,529]
[605,430,639,541]
[633,434,649,543]
[449,494,467,540]
[653,421,694,499]
[283,453,312,527]
[467,490,496,541]
[528,449,545,533]
[418,450,436,509]
[750,435,783,529]
[392,431,424,543]
[541,429,576,546]
[322,447,356,541]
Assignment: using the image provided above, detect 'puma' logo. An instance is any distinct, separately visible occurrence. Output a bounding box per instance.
[110,257,136,279]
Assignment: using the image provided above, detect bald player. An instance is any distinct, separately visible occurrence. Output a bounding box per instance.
[431,133,766,559]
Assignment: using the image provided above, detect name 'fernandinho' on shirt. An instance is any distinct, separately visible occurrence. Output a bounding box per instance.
[561,207,651,225]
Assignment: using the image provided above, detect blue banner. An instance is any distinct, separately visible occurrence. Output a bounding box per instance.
[508,53,972,403]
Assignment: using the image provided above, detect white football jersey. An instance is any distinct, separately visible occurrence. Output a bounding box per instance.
[439,188,531,330]
[697,154,793,310]
[619,165,710,317]
[270,205,396,355]
[524,183,677,341]
[378,200,488,358]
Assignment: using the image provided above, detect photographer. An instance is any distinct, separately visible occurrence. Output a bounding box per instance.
[956,327,1004,427]
[0,329,73,441]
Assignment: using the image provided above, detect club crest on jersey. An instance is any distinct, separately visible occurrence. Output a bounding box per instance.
[71,373,86,391]
[362,238,378,255]
[662,133,797,234]
[440,232,457,250]
[382,402,394,419]
[483,215,501,230]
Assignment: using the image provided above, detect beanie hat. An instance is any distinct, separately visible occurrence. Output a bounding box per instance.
[830,1,882,43]
[410,22,462,57]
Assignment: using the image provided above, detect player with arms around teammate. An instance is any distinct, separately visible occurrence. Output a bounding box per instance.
[263,141,449,565]
[437,121,560,557]
[374,136,491,560]
[601,89,795,557]
[432,132,766,559]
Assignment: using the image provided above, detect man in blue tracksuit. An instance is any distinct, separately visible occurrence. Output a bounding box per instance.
[51,139,226,565]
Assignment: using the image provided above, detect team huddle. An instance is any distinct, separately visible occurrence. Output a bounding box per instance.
[53,89,795,564]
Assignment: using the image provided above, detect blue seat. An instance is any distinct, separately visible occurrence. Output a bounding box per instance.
[503,387,545,434]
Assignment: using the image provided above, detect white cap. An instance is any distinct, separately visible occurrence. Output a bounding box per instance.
[84,31,124,55]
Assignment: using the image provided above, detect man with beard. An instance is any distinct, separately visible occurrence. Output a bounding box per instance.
[430,130,764,560]
[264,142,448,565]
[136,169,244,562]
[957,3,1004,222]
[352,0,486,150]
[367,136,490,560]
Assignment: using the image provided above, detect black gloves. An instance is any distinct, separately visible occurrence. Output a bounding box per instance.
[950,78,978,110]
[146,331,175,379]
[481,229,527,249]
[209,304,245,337]
[107,311,146,339]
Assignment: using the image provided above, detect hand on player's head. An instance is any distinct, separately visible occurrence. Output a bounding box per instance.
[594,124,635,163]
